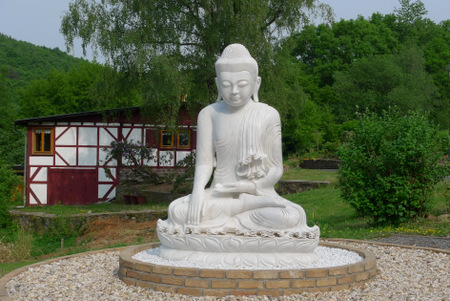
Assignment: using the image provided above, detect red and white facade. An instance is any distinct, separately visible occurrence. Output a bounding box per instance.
[15,107,197,206]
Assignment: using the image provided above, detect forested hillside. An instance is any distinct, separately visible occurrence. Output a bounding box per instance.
[0,33,84,88]
[0,34,91,164]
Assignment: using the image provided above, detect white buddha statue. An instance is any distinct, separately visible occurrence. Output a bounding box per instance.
[157,44,320,267]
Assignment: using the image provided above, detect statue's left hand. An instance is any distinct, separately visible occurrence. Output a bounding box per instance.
[214,181,257,194]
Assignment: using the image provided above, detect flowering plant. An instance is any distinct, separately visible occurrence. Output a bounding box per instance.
[105,140,154,166]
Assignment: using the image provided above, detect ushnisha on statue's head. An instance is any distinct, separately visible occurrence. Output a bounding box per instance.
[215,43,261,103]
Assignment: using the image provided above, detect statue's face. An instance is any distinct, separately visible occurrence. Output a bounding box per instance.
[217,71,259,107]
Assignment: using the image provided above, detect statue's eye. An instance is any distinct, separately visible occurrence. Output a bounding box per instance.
[222,81,231,87]
[238,80,248,87]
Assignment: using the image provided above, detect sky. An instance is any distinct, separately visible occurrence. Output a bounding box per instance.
[0,0,449,62]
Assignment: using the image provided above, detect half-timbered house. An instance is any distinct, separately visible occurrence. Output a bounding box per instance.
[14,107,197,206]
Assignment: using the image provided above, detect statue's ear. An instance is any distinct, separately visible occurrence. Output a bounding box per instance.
[255,76,261,91]
[253,76,262,102]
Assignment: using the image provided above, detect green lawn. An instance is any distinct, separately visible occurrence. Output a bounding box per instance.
[286,179,449,240]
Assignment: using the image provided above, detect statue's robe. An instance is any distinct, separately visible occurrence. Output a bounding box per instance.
[158,101,318,239]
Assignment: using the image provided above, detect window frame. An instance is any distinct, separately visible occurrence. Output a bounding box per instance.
[32,127,54,155]
[177,130,191,149]
[160,130,174,148]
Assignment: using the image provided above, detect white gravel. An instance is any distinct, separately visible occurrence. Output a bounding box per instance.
[132,246,363,270]
[6,241,450,301]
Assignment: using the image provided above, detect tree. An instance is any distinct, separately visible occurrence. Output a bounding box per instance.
[332,44,438,122]
[290,15,399,107]
[61,0,332,119]
[393,0,428,41]
[19,62,139,118]
[291,15,399,85]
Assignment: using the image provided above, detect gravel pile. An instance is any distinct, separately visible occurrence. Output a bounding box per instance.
[6,242,449,301]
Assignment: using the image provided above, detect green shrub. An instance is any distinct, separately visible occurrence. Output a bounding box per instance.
[338,111,448,225]
[0,160,22,228]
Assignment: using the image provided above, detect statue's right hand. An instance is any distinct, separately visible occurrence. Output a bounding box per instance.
[187,188,206,225]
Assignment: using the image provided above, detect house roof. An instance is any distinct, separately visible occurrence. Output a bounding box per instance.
[14,105,198,126]
[14,107,141,125]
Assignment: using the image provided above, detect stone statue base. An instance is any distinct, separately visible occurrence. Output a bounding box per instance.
[157,230,319,268]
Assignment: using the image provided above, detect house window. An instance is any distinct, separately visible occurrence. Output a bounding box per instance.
[32,128,54,155]
[160,130,174,148]
[177,130,191,148]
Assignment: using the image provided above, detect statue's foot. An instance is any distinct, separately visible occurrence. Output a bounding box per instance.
[158,219,183,235]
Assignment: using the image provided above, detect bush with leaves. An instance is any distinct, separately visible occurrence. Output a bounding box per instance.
[338,110,448,224]
[0,159,22,228]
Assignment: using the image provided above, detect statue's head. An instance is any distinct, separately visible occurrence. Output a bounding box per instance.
[215,44,261,104]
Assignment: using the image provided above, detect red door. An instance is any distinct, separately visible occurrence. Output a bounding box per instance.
[48,168,98,205]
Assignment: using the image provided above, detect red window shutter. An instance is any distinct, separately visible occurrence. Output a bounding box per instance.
[145,129,158,147]
[191,130,196,150]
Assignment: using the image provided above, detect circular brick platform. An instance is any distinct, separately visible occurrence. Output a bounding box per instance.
[119,242,377,297]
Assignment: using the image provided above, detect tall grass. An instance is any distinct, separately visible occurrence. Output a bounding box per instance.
[10,228,33,261]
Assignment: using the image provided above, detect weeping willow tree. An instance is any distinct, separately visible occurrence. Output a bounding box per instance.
[61,0,332,122]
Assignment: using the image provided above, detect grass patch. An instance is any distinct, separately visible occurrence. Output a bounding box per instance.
[286,181,449,240]
[16,202,168,216]
[0,260,41,277]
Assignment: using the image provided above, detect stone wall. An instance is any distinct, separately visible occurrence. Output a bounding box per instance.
[300,159,340,169]
[9,210,168,234]
[277,180,330,195]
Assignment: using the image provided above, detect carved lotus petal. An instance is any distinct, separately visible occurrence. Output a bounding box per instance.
[204,236,223,252]
[157,234,171,246]
[186,236,206,251]
[242,255,259,267]
[277,240,296,252]
[172,236,188,249]
[222,237,242,252]
[259,255,277,267]
[259,239,277,250]
[241,238,260,252]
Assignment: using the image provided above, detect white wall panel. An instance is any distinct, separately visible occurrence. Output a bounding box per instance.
[33,167,48,181]
[29,156,53,166]
[126,128,143,144]
[99,167,115,182]
[98,184,115,199]
[55,147,77,166]
[99,149,117,166]
[78,147,97,166]
[159,151,174,166]
[30,184,47,204]
[55,127,76,145]
[78,127,98,146]
[176,151,190,164]
[144,148,158,166]
[99,127,118,146]
[29,194,38,205]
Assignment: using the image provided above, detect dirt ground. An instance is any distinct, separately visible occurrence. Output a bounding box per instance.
[77,216,159,250]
